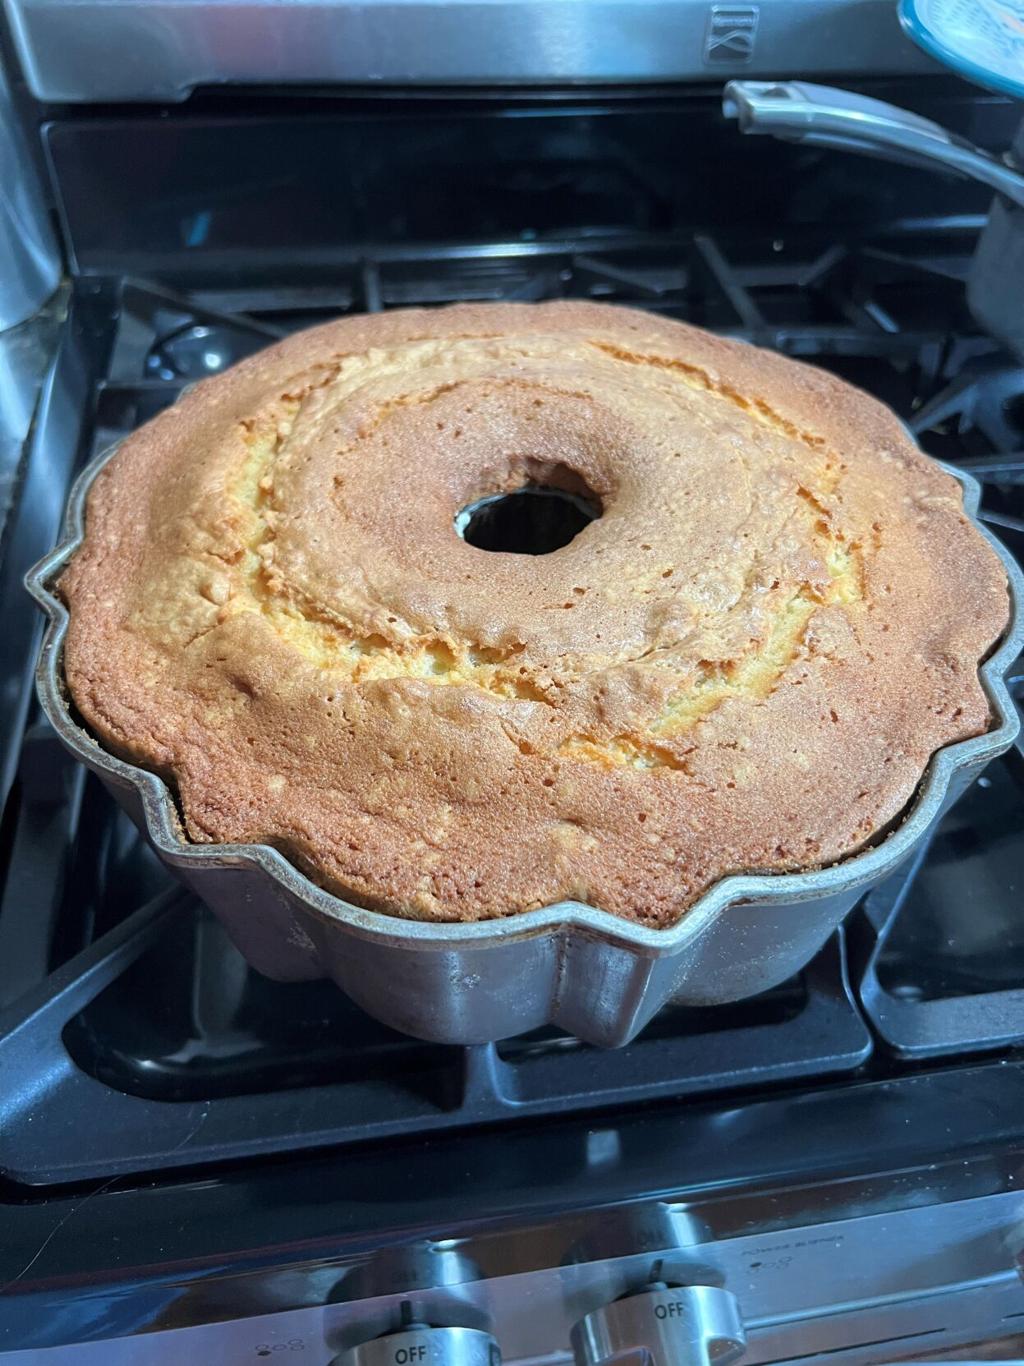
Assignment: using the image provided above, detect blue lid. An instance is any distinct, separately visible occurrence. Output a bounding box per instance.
[899,0,1024,99]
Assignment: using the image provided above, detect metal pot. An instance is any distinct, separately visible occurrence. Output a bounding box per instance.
[723,80,1024,360]
[25,444,1024,1047]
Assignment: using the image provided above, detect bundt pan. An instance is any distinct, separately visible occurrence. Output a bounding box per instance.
[27,444,1024,1047]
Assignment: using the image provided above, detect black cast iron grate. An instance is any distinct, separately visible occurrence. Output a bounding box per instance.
[0,224,1022,1186]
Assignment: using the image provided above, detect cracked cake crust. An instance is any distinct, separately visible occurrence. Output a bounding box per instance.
[60,301,1010,926]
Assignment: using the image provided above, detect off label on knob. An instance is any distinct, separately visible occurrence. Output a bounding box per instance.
[653,1301,689,1320]
[571,1282,745,1366]
[331,1323,500,1366]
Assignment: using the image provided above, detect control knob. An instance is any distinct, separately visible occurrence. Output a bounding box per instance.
[330,1314,500,1366]
[571,1282,745,1366]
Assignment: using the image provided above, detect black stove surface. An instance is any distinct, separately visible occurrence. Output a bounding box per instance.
[1,227,1022,1195]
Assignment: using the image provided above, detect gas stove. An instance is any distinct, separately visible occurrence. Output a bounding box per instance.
[0,54,1023,1366]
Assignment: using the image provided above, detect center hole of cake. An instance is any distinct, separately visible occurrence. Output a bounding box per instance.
[455,484,601,556]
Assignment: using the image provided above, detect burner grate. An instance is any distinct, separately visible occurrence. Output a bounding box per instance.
[854,730,1024,1058]
[0,893,870,1185]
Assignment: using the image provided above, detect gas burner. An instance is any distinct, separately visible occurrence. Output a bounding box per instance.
[145,321,265,380]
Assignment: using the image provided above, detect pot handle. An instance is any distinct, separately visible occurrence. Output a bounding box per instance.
[722,80,1024,209]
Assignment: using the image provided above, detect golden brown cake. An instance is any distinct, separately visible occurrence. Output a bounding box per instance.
[60,301,1010,927]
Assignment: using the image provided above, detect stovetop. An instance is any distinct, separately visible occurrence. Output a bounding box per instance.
[1,224,1022,1196]
[0,63,1021,1366]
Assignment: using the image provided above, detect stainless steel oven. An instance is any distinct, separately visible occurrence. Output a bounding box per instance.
[0,2,1022,1360]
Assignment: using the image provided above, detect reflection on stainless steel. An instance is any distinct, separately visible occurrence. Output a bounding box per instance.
[5,0,932,102]
[572,1283,745,1366]
[327,1242,490,1351]
[723,82,1024,210]
[0,289,64,544]
[562,1206,724,1323]
[0,59,60,327]
[333,1243,486,1305]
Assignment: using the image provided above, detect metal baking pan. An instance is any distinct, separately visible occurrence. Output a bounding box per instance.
[26,445,1024,1047]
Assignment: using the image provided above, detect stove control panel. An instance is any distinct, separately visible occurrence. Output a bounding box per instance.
[571,1283,745,1366]
[330,1323,500,1366]
[6,1188,1023,1364]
